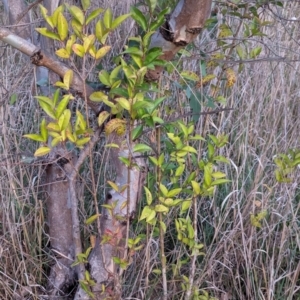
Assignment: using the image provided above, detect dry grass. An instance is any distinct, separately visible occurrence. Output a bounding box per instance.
[0,0,299,299]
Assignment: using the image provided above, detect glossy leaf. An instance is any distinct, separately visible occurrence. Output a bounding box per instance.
[81,0,90,11]
[130,6,147,31]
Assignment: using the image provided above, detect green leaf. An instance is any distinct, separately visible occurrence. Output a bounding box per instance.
[142,31,155,48]
[72,44,85,57]
[76,137,90,147]
[35,96,54,108]
[83,34,96,53]
[34,146,51,157]
[250,46,262,59]
[191,180,201,195]
[181,146,197,154]
[23,134,45,142]
[111,13,131,29]
[144,47,162,65]
[39,5,54,28]
[95,45,111,60]
[71,19,83,37]
[167,188,182,198]
[144,186,153,205]
[103,8,113,28]
[98,111,110,126]
[85,214,101,225]
[181,200,191,212]
[133,143,152,153]
[36,28,61,40]
[107,180,118,192]
[86,8,104,25]
[148,0,157,13]
[58,109,71,131]
[116,97,130,110]
[76,110,87,130]
[51,5,65,28]
[130,6,147,31]
[40,118,48,142]
[81,0,90,11]
[56,95,71,119]
[68,5,85,25]
[139,205,152,221]
[132,125,143,140]
[180,70,200,81]
[57,12,68,41]
[90,91,108,102]
[211,179,231,186]
[211,171,226,179]
[9,93,17,105]
[159,183,168,197]
[56,48,70,58]
[38,101,57,119]
[99,70,111,86]
[155,204,169,213]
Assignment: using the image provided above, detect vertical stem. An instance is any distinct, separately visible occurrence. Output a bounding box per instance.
[156,126,168,299]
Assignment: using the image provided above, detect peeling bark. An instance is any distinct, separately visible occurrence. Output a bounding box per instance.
[147,0,212,80]
[45,149,77,298]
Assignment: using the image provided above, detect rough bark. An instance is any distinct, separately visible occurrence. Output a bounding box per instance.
[45,148,77,298]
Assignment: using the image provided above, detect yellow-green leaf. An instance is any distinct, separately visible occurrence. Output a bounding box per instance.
[95,45,111,60]
[111,14,130,29]
[98,111,110,126]
[103,8,113,29]
[83,34,96,53]
[144,186,153,205]
[56,95,71,119]
[159,183,168,197]
[36,28,60,40]
[34,146,51,157]
[116,97,130,111]
[155,204,169,213]
[107,180,118,192]
[56,48,70,58]
[51,5,64,27]
[72,44,85,57]
[63,70,73,90]
[68,5,85,25]
[40,118,48,142]
[191,180,201,195]
[57,12,68,41]
[86,8,104,25]
[23,134,45,142]
[76,137,90,147]
[85,214,101,225]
